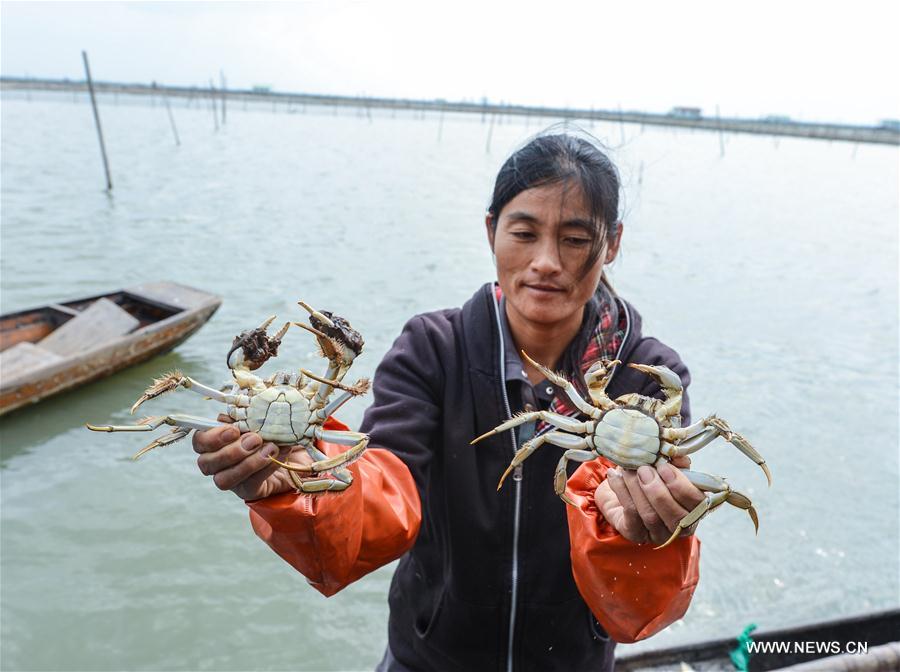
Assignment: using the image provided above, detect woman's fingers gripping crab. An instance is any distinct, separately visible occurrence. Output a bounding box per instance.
[599,470,649,544]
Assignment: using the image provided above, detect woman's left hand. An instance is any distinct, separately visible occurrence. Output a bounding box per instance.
[593,457,706,546]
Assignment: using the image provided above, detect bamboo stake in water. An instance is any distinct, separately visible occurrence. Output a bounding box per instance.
[82,50,112,191]
[209,79,219,132]
[716,104,725,157]
[220,71,227,125]
[164,94,180,146]
[485,113,496,153]
[618,104,625,144]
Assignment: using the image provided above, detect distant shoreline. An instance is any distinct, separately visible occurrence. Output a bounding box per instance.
[2,76,897,146]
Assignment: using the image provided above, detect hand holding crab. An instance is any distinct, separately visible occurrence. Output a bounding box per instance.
[596,460,705,546]
[471,352,771,549]
[87,301,371,494]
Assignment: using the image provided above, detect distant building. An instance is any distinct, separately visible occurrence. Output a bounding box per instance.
[252,85,272,93]
[879,119,900,132]
[763,115,791,123]
[669,106,702,119]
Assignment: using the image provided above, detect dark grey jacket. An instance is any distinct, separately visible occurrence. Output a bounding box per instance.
[361,283,691,672]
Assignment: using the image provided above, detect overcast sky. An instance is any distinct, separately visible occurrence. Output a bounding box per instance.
[2,0,898,124]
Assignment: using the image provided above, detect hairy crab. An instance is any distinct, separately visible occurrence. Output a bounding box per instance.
[471,352,771,548]
[87,301,370,493]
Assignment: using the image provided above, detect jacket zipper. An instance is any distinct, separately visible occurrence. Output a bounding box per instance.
[490,290,520,672]
[491,291,631,672]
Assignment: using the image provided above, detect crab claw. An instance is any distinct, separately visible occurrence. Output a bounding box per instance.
[298,301,335,328]
[297,303,365,365]
[627,363,682,392]
[227,319,290,371]
[272,320,290,343]
[292,321,329,340]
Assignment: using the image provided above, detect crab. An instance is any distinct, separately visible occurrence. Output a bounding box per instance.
[471,352,772,549]
[86,301,370,493]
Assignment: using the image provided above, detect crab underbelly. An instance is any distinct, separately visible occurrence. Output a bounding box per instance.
[246,388,311,445]
[594,408,661,468]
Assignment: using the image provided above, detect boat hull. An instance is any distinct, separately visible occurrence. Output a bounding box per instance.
[0,282,221,416]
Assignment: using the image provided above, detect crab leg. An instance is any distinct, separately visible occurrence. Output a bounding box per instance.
[313,390,358,422]
[521,351,607,416]
[270,429,368,475]
[302,370,370,413]
[498,431,591,491]
[706,418,772,486]
[660,419,709,442]
[471,411,594,445]
[311,362,346,407]
[132,427,192,459]
[87,413,224,433]
[666,417,771,486]
[303,444,353,485]
[129,371,250,414]
[86,414,225,459]
[659,428,720,457]
[302,370,370,396]
[554,448,599,505]
[655,469,759,550]
[286,475,354,493]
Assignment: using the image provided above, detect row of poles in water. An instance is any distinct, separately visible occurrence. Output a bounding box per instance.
[81,50,230,192]
[29,50,889,192]
[72,52,743,193]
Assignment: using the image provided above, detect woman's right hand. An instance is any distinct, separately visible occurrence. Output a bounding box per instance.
[594,458,703,546]
[192,415,310,501]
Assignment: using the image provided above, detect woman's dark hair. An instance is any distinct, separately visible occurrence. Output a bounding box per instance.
[489,129,622,385]
[487,130,621,279]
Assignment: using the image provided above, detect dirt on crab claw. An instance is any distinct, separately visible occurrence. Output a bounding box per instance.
[310,311,365,357]
[227,327,283,370]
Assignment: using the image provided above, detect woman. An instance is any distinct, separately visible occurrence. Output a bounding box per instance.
[193,132,704,671]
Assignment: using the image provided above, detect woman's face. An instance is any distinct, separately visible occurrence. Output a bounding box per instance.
[487,182,621,329]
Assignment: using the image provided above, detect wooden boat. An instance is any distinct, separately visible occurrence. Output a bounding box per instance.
[614,608,900,671]
[0,281,221,416]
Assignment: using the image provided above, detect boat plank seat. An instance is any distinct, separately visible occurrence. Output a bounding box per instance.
[0,342,64,380]
[38,298,140,358]
[49,303,80,317]
[127,281,213,311]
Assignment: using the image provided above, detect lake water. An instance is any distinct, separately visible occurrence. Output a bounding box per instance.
[1,92,898,671]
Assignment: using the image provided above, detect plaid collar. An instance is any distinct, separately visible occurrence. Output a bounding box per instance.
[493,283,627,428]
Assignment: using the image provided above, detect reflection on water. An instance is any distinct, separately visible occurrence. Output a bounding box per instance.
[1,93,898,670]
[0,352,202,460]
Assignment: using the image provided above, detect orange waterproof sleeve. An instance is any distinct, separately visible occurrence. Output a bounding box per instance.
[566,458,701,643]
[246,418,421,597]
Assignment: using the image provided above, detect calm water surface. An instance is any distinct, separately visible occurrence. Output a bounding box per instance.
[1,94,898,671]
